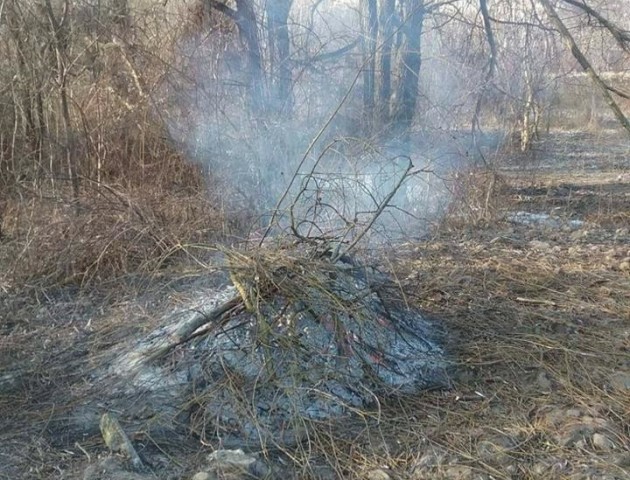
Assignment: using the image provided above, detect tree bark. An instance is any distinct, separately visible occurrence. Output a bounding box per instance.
[391,0,425,140]
[377,0,396,125]
[234,0,265,115]
[266,0,293,115]
[362,0,378,132]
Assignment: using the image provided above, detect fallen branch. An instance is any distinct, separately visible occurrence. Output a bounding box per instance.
[128,296,242,365]
[515,297,558,307]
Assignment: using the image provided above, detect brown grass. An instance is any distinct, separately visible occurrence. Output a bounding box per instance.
[0,183,234,290]
[0,135,629,479]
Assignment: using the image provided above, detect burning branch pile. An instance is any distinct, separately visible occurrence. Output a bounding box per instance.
[107,245,449,448]
[93,144,453,450]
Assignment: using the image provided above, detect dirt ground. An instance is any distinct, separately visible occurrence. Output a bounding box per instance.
[1,130,629,479]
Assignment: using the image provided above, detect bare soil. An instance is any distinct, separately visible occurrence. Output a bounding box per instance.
[1,130,629,479]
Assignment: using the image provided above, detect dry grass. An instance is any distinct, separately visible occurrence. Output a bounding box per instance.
[0,133,629,479]
[0,181,242,291]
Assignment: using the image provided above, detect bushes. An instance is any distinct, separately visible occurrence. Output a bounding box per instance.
[0,181,234,288]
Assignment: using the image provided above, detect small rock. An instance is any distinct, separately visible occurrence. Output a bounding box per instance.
[557,424,594,447]
[504,464,518,475]
[366,468,392,480]
[610,372,630,391]
[591,432,615,451]
[191,473,218,480]
[569,230,585,242]
[248,459,271,479]
[528,240,551,251]
[414,447,448,469]
[613,452,630,467]
[311,465,338,480]
[83,457,150,480]
[443,465,474,480]
[477,435,514,464]
[207,449,257,477]
[99,413,143,471]
[531,462,548,475]
[536,371,553,392]
[619,259,630,272]
[542,408,565,425]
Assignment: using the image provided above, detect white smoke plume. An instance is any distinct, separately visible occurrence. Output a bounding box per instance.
[164,0,494,246]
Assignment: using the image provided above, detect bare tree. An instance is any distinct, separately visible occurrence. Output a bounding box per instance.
[266,0,294,115]
[43,0,79,203]
[391,0,426,140]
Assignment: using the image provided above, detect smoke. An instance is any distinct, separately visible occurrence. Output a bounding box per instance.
[164,0,487,247]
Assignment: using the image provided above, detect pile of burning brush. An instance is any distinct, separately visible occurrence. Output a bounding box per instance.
[87,151,451,449]
[102,243,449,449]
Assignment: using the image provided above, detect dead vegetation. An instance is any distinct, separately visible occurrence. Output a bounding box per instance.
[0,132,628,479]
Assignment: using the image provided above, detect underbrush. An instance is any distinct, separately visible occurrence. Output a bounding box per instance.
[0,180,245,291]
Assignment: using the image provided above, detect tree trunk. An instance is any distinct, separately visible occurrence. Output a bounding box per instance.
[377,0,396,126]
[266,0,293,115]
[362,0,378,133]
[234,0,266,115]
[391,0,425,141]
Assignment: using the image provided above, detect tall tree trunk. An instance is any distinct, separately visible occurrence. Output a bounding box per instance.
[391,0,425,141]
[7,4,42,171]
[362,0,378,133]
[377,0,396,126]
[266,0,293,115]
[233,0,266,115]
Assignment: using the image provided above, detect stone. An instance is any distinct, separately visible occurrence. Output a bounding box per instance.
[443,465,474,480]
[99,413,143,471]
[191,473,218,480]
[208,449,257,476]
[542,408,566,425]
[414,447,448,470]
[83,457,150,480]
[528,240,551,251]
[366,469,392,480]
[477,435,514,464]
[564,408,582,418]
[610,372,630,391]
[531,463,548,475]
[613,452,630,467]
[248,459,271,479]
[591,433,615,451]
[536,371,553,392]
[556,424,595,448]
[569,230,585,242]
[311,465,338,480]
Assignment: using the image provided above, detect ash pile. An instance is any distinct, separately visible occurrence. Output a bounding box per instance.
[107,246,450,449]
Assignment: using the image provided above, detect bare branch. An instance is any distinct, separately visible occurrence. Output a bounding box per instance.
[540,0,630,136]
[332,157,413,262]
[561,0,630,53]
[471,0,498,165]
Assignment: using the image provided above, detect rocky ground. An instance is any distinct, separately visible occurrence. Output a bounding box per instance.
[1,130,629,479]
